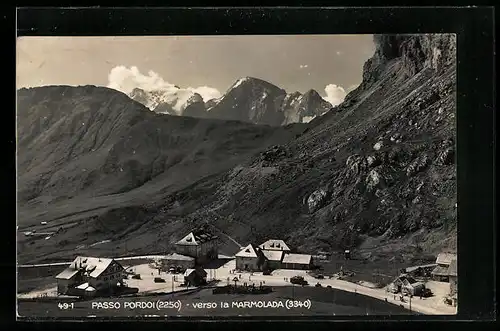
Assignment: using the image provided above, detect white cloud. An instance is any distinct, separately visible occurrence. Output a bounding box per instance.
[324,84,347,107]
[107,65,221,102]
[299,64,309,69]
[187,86,221,102]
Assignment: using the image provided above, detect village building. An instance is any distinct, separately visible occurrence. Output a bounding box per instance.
[261,250,284,270]
[259,239,291,253]
[402,278,425,296]
[184,268,207,286]
[174,229,219,264]
[159,253,195,271]
[55,256,125,297]
[281,253,313,270]
[431,252,457,282]
[388,274,424,296]
[235,244,267,271]
[448,258,458,307]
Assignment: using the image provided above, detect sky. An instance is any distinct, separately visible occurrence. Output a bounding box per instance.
[17,35,375,106]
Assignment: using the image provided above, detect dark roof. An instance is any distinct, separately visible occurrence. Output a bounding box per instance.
[448,258,457,276]
[393,274,417,284]
[259,240,291,251]
[405,264,438,273]
[431,265,450,276]
[192,229,218,243]
[184,268,207,277]
[176,229,218,246]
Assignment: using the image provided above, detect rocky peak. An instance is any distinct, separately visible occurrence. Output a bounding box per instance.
[303,89,322,99]
[363,34,457,85]
[129,87,149,105]
[207,77,287,126]
[230,76,286,95]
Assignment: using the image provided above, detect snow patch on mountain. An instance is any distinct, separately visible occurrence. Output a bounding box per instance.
[107,65,221,115]
[232,77,250,90]
[302,115,316,123]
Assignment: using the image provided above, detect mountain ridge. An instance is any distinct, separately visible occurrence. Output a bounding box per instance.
[128,76,335,126]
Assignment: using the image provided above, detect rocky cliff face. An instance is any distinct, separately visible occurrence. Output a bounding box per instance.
[206,77,287,126]
[279,89,333,125]
[173,33,457,257]
[208,78,334,126]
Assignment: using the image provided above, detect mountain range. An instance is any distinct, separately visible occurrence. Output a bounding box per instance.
[17,34,457,265]
[128,76,334,126]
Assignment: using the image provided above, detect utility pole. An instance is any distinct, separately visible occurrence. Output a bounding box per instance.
[409,294,412,313]
[171,275,174,297]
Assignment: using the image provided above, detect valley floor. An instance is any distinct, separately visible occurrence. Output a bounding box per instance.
[17,257,456,316]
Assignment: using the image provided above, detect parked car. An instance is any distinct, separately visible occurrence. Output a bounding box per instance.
[131,274,141,280]
[290,276,308,286]
[421,287,433,297]
[154,277,166,283]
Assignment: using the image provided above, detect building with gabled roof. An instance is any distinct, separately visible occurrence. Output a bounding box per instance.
[431,252,457,282]
[174,228,219,263]
[281,253,313,270]
[259,239,291,252]
[261,250,284,269]
[55,256,125,296]
[401,277,425,296]
[159,253,195,271]
[235,244,266,271]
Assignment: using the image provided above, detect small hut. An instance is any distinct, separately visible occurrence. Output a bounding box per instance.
[184,268,207,286]
[431,252,457,282]
[402,278,425,296]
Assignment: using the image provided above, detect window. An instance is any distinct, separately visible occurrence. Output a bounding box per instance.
[104,277,108,281]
